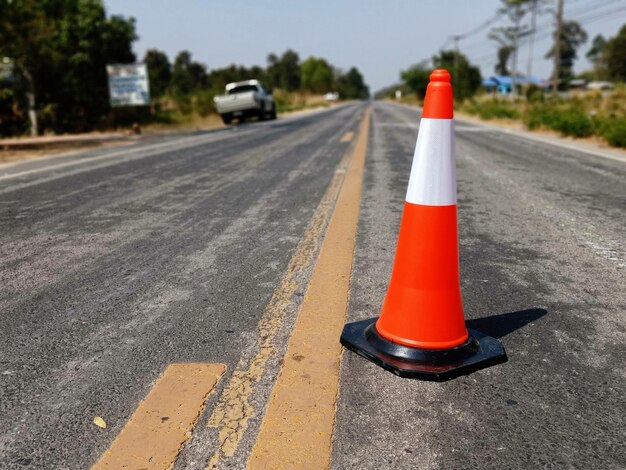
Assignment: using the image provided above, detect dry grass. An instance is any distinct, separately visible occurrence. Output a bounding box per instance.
[272,90,331,113]
[460,86,626,147]
[141,112,224,133]
[0,139,132,165]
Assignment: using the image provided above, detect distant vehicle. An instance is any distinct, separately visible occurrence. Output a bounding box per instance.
[587,81,614,91]
[568,79,587,90]
[324,92,339,101]
[213,80,276,124]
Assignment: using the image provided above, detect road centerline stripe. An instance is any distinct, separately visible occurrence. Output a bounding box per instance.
[341,131,354,142]
[246,108,371,469]
[92,363,225,469]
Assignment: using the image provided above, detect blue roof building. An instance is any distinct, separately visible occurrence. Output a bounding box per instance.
[483,75,548,93]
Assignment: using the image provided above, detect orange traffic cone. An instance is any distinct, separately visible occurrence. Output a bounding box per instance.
[341,69,507,381]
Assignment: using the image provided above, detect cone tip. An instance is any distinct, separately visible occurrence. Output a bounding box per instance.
[422,69,453,119]
[430,69,451,83]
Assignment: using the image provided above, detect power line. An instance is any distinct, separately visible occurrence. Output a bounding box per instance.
[520,5,626,45]
[455,11,506,41]
[566,0,623,17]
[463,3,626,66]
[466,1,625,54]
[433,1,626,78]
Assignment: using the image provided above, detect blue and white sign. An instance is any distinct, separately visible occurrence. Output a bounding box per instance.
[107,63,150,107]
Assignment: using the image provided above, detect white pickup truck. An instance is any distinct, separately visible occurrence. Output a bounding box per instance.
[213,80,277,124]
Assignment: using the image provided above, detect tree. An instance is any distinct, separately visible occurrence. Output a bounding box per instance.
[55,5,137,131]
[0,0,137,135]
[605,25,626,81]
[586,35,607,80]
[300,57,333,93]
[266,53,280,88]
[336,67,369,99]
[545,20,588,87]
[277,50,301,91]
[171,51,208,95]
[101,15,136,63]
[496,45,514,75]
[400,62,430,99]
[208,64,257,91]
[432,50,482,101]
[489,1,548,82]
[496,0,533,94]
[144,49,171,98]
[266,50,300,91]
[0,0,56,135]
[489,27,518,75]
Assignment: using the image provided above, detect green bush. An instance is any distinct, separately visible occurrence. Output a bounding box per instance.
[595,117,626,147]
[465,90,625,148]
[523,104,592,138]
[525,84,544,102]
[464,99,519,120]
[193,90,216,117]
[173,94,192,114]
[556,111,593,137]
[523,105,546,130]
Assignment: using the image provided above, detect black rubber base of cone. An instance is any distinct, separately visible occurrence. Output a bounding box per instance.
[340,318,507,382]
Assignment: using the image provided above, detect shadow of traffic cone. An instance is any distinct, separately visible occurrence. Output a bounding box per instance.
[340,69,507,381]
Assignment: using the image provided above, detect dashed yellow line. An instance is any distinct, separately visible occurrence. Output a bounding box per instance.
[92,363,225,470]
[247,108,370,469]
[341,131,354,142]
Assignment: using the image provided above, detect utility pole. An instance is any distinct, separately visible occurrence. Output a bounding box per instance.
[526,0,538,81]
[453,35,461,95]
[510,2,522,100]
[552,0,564,95]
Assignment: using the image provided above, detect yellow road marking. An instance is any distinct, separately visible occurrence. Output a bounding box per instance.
[205,118,368,469]
[247,108,371,469]
[92,363,225,470]
[341,131,354,142]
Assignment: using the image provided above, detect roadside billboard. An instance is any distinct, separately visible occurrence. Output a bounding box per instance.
[106,63,150,107]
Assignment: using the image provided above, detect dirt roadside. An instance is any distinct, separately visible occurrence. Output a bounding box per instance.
[0,117,224,166]
[388,99,625,161]
[0,133,145,165]
[454,110,626,161]
[0,105,338,166]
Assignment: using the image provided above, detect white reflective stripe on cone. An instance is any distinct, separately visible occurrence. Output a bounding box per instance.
[405,118,456,206]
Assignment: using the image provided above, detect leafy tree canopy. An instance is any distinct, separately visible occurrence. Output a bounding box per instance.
[400,62,431,99]
[267,49,300,91]
[300,57,334,93]
[144,49,171,98]
[545,20,588,85]
[432,50,482,101]
[605,24,626,81]
[0,0,136,134]
[336,67,369,99]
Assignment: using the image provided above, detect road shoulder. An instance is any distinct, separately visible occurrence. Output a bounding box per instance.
[388,100,626,163]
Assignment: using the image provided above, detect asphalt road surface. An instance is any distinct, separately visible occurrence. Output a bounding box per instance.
[0,101,624,469]
[334,102,625,470]
[0,105,365,468]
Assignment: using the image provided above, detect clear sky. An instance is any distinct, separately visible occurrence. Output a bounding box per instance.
[104,0,626,92]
